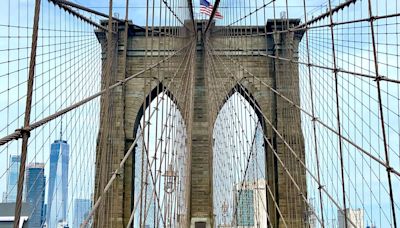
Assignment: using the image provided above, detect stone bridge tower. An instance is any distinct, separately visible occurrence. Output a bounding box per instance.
[94,19,306,227]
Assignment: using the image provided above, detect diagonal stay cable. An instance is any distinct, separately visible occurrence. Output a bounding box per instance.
[209,41,400,84]
[207,41,400,178]
[125,40,196,228]
[49,0,113,33]
[206,45,288,228]
[81,39,195,227]
[50,0,124,23]
[208,43,360,227]
[204,0,221,33]
[212,0,357,34]
[0,39,195,146]
[134,43,195,227]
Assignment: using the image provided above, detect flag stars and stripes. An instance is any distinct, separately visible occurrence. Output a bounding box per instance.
[200,0,223,19]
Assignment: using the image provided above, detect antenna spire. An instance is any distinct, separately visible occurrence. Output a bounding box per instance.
[60,119,63,140]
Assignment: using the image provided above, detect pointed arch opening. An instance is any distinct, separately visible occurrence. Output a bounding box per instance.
[212,85,268,227]
[131,84,189,227]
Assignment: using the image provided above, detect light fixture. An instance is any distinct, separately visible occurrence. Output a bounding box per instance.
[164,164,176,193]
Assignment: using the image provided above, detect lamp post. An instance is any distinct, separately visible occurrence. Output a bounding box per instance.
[164,164,177,194]
[163,164,177,228]
[222,200,229,225]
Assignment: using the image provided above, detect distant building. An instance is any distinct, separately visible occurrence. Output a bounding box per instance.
[236,189,254,226]
[3,155,21,203]
[72,199,91,228]
[234,179,267,228]
[305,198,317,228]
[57,220,69,228]
[47,138,70,228]
[43,204,47,222]
[338,208,364,228]
[25,163,46,228]
[0,202,33,228]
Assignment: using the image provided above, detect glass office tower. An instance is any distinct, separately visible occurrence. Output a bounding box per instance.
[47,139,70,227]
[4,155,21,202]
[72,198,91,228]
[26,163,46,227]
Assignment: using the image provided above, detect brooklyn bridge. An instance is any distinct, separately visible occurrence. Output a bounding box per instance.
[0,0,399,227]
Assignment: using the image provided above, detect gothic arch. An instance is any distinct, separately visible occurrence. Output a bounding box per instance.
[132,82,183,139]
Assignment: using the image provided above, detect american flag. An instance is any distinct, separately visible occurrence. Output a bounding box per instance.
[200,0,223,19]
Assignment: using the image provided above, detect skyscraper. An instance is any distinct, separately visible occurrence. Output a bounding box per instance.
[338,208,364,228]
[72,199,91,228]
[234,179,268,228]
[3,155,21,202]
[25,163,46,228]
[47,137,70,227]
[236,189,255,226]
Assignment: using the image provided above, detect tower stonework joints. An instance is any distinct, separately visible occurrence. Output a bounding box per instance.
[94,19,306,227]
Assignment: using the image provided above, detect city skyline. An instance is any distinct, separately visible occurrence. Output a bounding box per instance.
[0,135,93,228]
